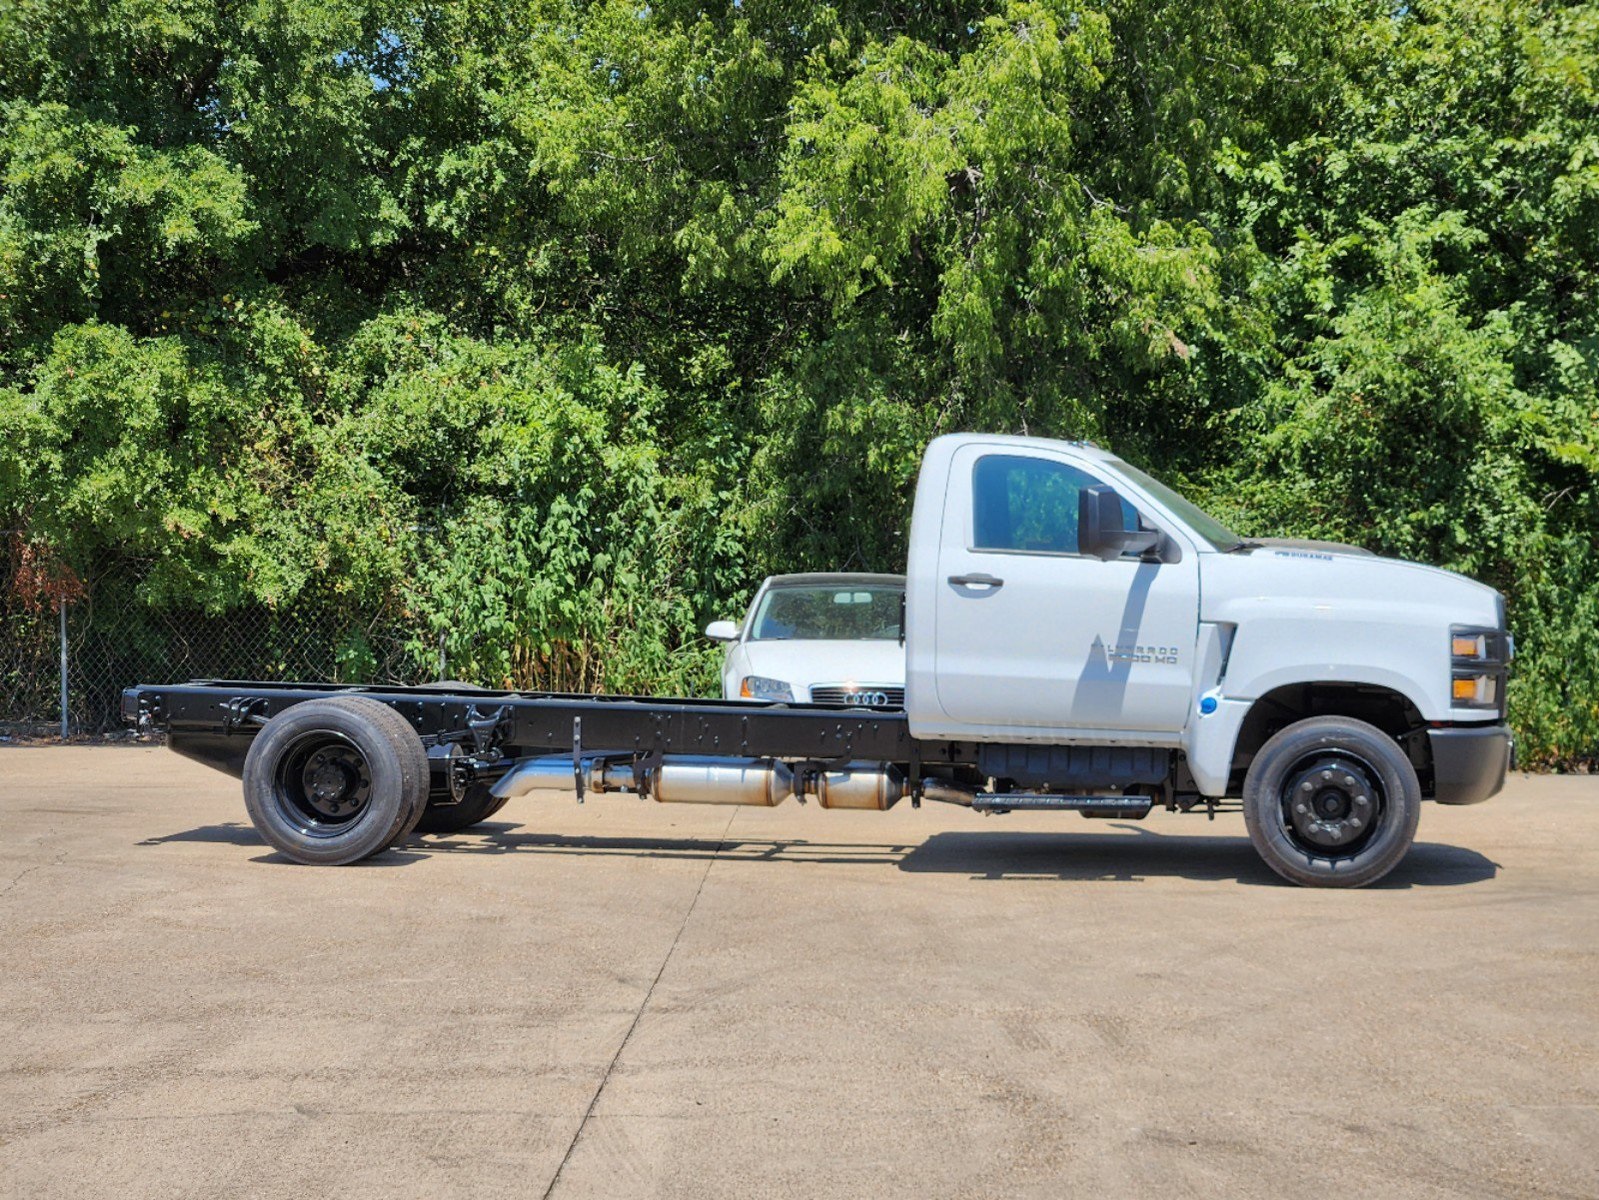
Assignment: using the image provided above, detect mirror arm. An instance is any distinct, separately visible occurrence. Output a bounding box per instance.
[1112,530,1159,555]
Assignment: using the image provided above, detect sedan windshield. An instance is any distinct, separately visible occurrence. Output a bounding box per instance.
[749,585,903,641]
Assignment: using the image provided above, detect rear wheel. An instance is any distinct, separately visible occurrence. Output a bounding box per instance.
[242,696,429,865]
[1243,715,1421,888]
[414,784,510,834]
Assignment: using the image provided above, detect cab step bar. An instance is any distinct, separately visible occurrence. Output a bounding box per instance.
[917,777,1153,818]
[970,794,1153,818]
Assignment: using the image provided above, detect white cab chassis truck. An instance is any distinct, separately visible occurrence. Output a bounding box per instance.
[124,433,1513,887]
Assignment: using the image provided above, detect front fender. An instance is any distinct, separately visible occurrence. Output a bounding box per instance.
[1183,613,1440,797]
[1220,613,1447,719]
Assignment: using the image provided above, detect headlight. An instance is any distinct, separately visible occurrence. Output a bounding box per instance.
[1451,673,1500,708]
[739,675,794,702]
[1449,624,1509,712]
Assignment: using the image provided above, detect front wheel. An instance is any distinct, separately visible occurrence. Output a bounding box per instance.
[1243,715,1421,888]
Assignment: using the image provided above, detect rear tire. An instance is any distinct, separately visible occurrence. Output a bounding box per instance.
[242,696,429,865]
[414,784,510,834]
[1243,715,1421,888]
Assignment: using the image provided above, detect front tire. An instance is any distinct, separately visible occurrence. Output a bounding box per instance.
[242,696,429,865]
[1243,715,1421,888]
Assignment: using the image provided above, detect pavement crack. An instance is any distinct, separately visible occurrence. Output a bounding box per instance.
[0,842,62,900]
[540,808,737,1200]
[0,863,43,898]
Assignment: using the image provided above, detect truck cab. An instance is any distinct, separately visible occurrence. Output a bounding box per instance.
[904,433,1512,822]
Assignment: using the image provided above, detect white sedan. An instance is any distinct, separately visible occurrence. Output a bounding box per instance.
[705,573,907,707]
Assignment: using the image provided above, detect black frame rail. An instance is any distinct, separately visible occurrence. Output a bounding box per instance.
[123,680,973,776]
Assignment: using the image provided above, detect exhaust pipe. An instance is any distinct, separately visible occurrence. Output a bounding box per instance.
[490,756,591,799]
[918,778,976,807]
[491,754,903,810]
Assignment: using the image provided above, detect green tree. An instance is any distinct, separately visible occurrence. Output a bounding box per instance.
[0,0,1593,761]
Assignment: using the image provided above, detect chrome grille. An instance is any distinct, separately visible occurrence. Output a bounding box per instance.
[809,684,905,709]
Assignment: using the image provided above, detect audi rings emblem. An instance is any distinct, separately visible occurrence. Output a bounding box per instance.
[844,690,890,707]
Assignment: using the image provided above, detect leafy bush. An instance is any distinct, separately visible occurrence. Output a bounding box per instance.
[0,0,1593,764]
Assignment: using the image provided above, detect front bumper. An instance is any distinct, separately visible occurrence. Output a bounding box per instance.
[1428,724,1512,806]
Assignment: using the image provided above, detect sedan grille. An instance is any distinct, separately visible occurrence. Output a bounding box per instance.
[810,685,905,709]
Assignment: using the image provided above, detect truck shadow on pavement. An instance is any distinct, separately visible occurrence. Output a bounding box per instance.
[140,820,1499,887]
[897,829,1498,887]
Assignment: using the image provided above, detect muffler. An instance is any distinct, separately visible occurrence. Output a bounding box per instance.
[805,763,905,810]
[651,757,794,806]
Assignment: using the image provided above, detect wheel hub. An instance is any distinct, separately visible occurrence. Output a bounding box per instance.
[298,748,370,819]
[1284,758,1377,850]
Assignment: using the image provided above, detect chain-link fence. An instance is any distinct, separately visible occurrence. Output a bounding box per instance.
[1,556,440,737]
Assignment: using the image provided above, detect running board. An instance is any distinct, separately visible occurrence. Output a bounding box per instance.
[970,794,1153,819]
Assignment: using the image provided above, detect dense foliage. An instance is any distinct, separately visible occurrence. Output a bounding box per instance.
[0,0,1594,763]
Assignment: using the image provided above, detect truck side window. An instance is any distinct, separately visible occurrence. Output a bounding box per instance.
[971,454,1136,555]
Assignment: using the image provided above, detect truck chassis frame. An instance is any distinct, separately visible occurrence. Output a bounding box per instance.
[124,679,1456,888]
[125,679,972,783]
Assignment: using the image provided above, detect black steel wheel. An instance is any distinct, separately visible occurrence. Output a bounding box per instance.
[242,696,429,865]
[1243,715,1421,888]
[413,783,511,834]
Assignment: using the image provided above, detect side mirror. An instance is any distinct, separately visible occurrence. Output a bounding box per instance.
[704,620,740,642]
[1079,485,1163,561]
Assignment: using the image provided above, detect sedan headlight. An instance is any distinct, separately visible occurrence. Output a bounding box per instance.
[739,675,794,702]
[1450,624,1510,712]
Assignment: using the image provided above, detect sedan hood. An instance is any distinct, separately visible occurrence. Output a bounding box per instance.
[739,637,907,697]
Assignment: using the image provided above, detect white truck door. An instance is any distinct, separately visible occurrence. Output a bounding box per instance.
[932,443,1201,737]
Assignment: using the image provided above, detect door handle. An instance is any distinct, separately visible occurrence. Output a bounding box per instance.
[948,573,1004,589]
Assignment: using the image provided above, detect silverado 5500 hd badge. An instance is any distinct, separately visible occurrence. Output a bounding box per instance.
[1094,637,1180,665]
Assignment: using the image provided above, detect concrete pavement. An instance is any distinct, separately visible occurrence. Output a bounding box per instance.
[2,746,1596,1198]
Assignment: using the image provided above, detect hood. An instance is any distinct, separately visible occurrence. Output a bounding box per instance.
[1201,545,1503,630]
[737,637,907,695]
[1197,544,1506,724]
[1250,537,1373,557]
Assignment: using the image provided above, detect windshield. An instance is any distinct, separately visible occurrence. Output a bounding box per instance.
[1109,457,1243,551]
[748,584,904,641]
